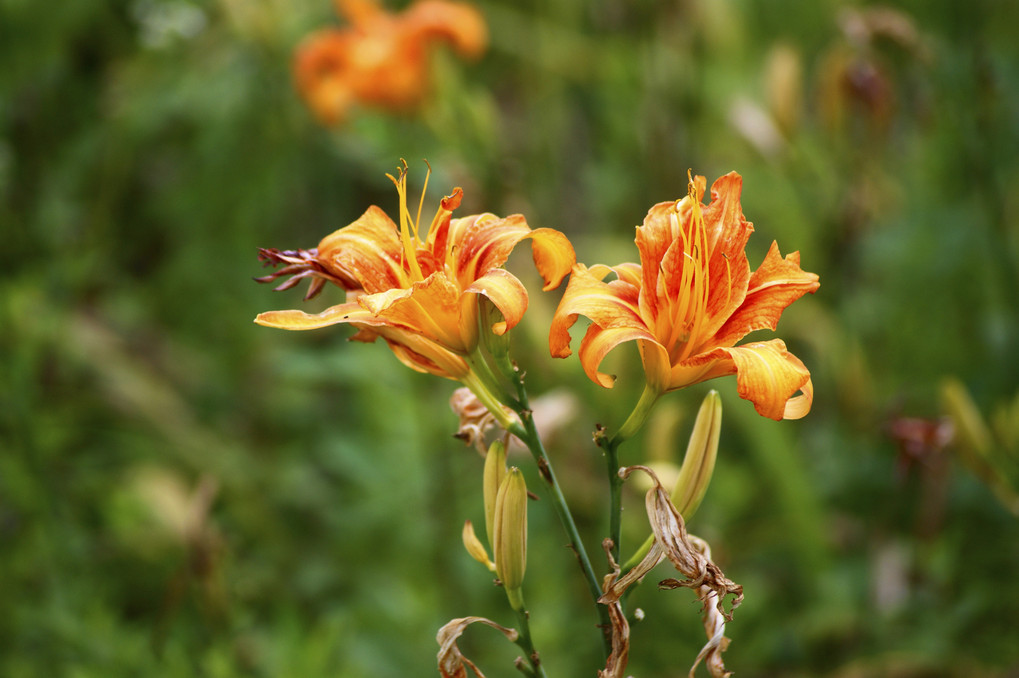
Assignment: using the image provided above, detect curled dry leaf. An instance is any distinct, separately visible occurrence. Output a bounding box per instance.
[598,539,631,678]
[436,616,518,678]
[601,465,743,678]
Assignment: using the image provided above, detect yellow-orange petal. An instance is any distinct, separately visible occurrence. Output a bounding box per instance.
[451,214,576,292]
[358,274,465,352]
[577,324,663,388]
[700,172,754,338]
[548,264,643,359]
[403,0,488,58]
[254,301,367,330]
[708,241,820,349]
[464,268,529,336]
[683,339,812,420]
[317,206,408,293]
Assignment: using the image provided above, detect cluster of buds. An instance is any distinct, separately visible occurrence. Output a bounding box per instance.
[462,441,530,610]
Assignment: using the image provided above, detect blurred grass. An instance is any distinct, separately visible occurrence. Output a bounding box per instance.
[2,0,1019,676]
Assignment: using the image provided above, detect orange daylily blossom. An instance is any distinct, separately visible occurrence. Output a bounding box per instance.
[550,172,819,421]
[255,164,575,400]
[294,0,487,125]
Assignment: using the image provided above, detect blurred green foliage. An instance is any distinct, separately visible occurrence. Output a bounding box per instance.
[2,0,1019,676]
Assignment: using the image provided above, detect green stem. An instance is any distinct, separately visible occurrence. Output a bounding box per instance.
[611,384,660,446]
[509,592,547,678]
[499,358,612,660]
[600,384,660,564]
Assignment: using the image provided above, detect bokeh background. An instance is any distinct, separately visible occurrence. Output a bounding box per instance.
[3,0,1018,676]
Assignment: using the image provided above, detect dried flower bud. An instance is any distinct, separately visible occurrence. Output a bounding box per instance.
[461,520,495,572]
[493,467,528,606]
[671,390,722,520]
[483,440,507,546]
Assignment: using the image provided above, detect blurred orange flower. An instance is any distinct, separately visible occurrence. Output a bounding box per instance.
[550,172,819,421]
[255,163,575,385]
[294,0,487,124]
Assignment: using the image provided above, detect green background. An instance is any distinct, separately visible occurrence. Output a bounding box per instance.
[3,0,1018,675]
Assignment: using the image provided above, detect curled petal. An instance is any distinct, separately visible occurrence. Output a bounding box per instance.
[453,214,576,292]
[709,241,820,349]
[578,325,663,389]
[464,268,529,336]
[436,616,518,678]
[683,339,812,420]
[549,264,644,359]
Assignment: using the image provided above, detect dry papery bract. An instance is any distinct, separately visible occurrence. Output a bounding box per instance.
[449,386,514,453]
[436,616,519,678]
[599,465,743,678]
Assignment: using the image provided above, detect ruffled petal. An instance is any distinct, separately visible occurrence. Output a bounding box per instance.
[681,339,813,420]
[700,172,754,339]
[707,241,820,349]
[549,264,644,359]
[317,206,408,294]
[464,268,529,336]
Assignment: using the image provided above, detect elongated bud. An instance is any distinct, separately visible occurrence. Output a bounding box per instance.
[940,379,992,458]
[462,520,496,572]
[483,440,507,546]
[493,467,528,607]
[671,390,722,520]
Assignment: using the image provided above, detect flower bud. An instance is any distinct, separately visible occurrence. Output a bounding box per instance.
[493,467,528,606]
[461,520,495,572]
[671,390,722,520]
[483,440,507,546]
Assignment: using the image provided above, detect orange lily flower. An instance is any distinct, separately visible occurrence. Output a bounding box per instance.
[255,164,575,406]
[294,0,487,125]
[550,172,819,421]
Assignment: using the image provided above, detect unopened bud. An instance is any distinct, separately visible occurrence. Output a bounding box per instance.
[493,467,528,607]
[462,520,495,572]
[483,440,507,546]
[940,378,992,458]
[671,390,722,520]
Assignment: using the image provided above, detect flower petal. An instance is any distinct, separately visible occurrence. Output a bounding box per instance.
[681,339,813,420]
[578,326,665,388]
[403,0,489,58]
[452,214,576,292]
[464,268,529,335]
[549,264,643,359]
[254,301,368,330]
[317,206,407,294]
[700,172,754,338]
[708,241,820,349]
[359,273,466,352]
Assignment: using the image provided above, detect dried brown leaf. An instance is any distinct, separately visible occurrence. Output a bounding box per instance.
[436,616,518,678]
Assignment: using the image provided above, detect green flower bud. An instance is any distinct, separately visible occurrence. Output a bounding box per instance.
[483,440,507,546]
[493,467,528,607]
[671,390,722,520]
